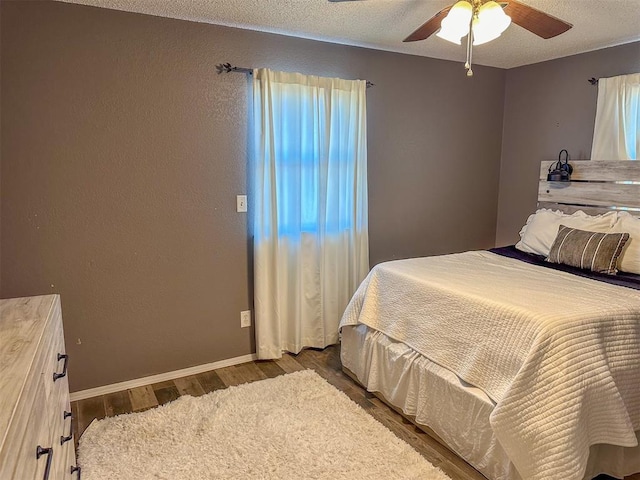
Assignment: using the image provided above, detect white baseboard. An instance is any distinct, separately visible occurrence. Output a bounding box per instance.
[70,353,258,402]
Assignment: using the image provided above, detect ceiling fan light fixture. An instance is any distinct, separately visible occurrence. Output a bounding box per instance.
[435,31,463,45]
[472,18,502,45]
[436,1,472,44]
[476,1,511,35]
[436,22,465,44]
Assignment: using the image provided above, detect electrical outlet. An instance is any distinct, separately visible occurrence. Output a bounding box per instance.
[236,195,247,213]
[240,310,251,328]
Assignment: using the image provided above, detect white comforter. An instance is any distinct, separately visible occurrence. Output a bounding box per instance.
[339,251,640,480]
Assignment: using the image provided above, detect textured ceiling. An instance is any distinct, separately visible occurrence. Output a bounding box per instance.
[57,0,640,68]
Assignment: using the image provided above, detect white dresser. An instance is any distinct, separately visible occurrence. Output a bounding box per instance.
[0,295,80,480]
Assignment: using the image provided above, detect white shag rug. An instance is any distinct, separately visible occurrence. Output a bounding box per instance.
[78,370,451,480]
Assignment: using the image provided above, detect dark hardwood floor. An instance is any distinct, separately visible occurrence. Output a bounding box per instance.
[72,345,640,480]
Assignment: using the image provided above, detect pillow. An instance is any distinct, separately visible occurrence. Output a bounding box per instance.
[611,211,640,274]
[516,209,617,257]
[546,225,629,275]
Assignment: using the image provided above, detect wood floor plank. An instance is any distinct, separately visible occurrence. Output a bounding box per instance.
[150,380,175,390]
[311,344,340,366]
[103,390,132,417]
[255,360,287,379]
[153,384,180,406]
[216,362,268,387]
[196,370,226,393]
[173,375,206,397]
[128,385,158,412]
[232,362,269,384]
[273,353,306,373]
[215,365,248,387]
[76,395,105,439]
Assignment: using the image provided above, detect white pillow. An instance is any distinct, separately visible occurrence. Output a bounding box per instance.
[611,211,640,274]
[515,209,617,257]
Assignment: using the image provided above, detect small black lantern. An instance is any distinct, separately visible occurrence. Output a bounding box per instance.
[547,149,573,182]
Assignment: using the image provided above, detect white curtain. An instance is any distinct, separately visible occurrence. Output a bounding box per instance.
[252,69,369,359]
[591,72,640,160]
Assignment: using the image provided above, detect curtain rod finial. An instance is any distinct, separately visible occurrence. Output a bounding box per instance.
[216,63,233,74]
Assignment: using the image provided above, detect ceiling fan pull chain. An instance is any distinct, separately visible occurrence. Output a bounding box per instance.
[465,15,474,77]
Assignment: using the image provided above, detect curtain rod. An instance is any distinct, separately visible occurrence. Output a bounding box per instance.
[588,77,599,85]
[216,63,375,88]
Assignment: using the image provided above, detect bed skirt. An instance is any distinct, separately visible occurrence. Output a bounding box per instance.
[340,324,640,480]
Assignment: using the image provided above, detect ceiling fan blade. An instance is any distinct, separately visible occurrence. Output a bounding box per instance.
[403,6,452,42]
[503,0,572,39]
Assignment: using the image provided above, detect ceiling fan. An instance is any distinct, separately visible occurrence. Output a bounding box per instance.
[401,0,572,43]
[328,0,572,76]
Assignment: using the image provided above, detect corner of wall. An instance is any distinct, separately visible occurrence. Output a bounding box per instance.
[494,68,512,248]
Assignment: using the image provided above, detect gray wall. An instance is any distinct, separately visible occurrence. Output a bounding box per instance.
[496,42,640,246]
[0,1,505,392]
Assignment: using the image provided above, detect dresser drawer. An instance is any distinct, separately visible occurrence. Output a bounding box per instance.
[0,353,53,478]
[66,440,79,479]
[50,404,73,460]
[43,302,67,406]
[2,379,52,480]
[46,326,71,437]
[54,436,78,480]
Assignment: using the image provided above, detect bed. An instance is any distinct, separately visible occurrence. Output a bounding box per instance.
[339,161,640,480]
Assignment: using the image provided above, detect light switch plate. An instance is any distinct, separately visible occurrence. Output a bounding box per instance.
[236,195,247,213]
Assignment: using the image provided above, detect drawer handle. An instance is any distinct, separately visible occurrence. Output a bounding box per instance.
[53,353,69,382]
[61,411,73,445]
[36,445,53,480]
[70,466,82,479]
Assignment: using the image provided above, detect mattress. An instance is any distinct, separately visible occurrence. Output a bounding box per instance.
[341,323,640,480]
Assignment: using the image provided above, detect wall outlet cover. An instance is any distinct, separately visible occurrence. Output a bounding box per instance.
[240,310,251,328]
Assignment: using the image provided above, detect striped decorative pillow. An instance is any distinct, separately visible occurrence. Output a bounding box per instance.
[546,225,629,275]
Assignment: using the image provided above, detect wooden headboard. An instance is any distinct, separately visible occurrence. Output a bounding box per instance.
[538,160,640,217]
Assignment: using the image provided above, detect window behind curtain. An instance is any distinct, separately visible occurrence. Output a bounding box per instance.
[591,73,640,160]
[274,85,356,236]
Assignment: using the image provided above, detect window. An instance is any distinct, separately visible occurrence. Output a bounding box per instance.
[592,73,640,160]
